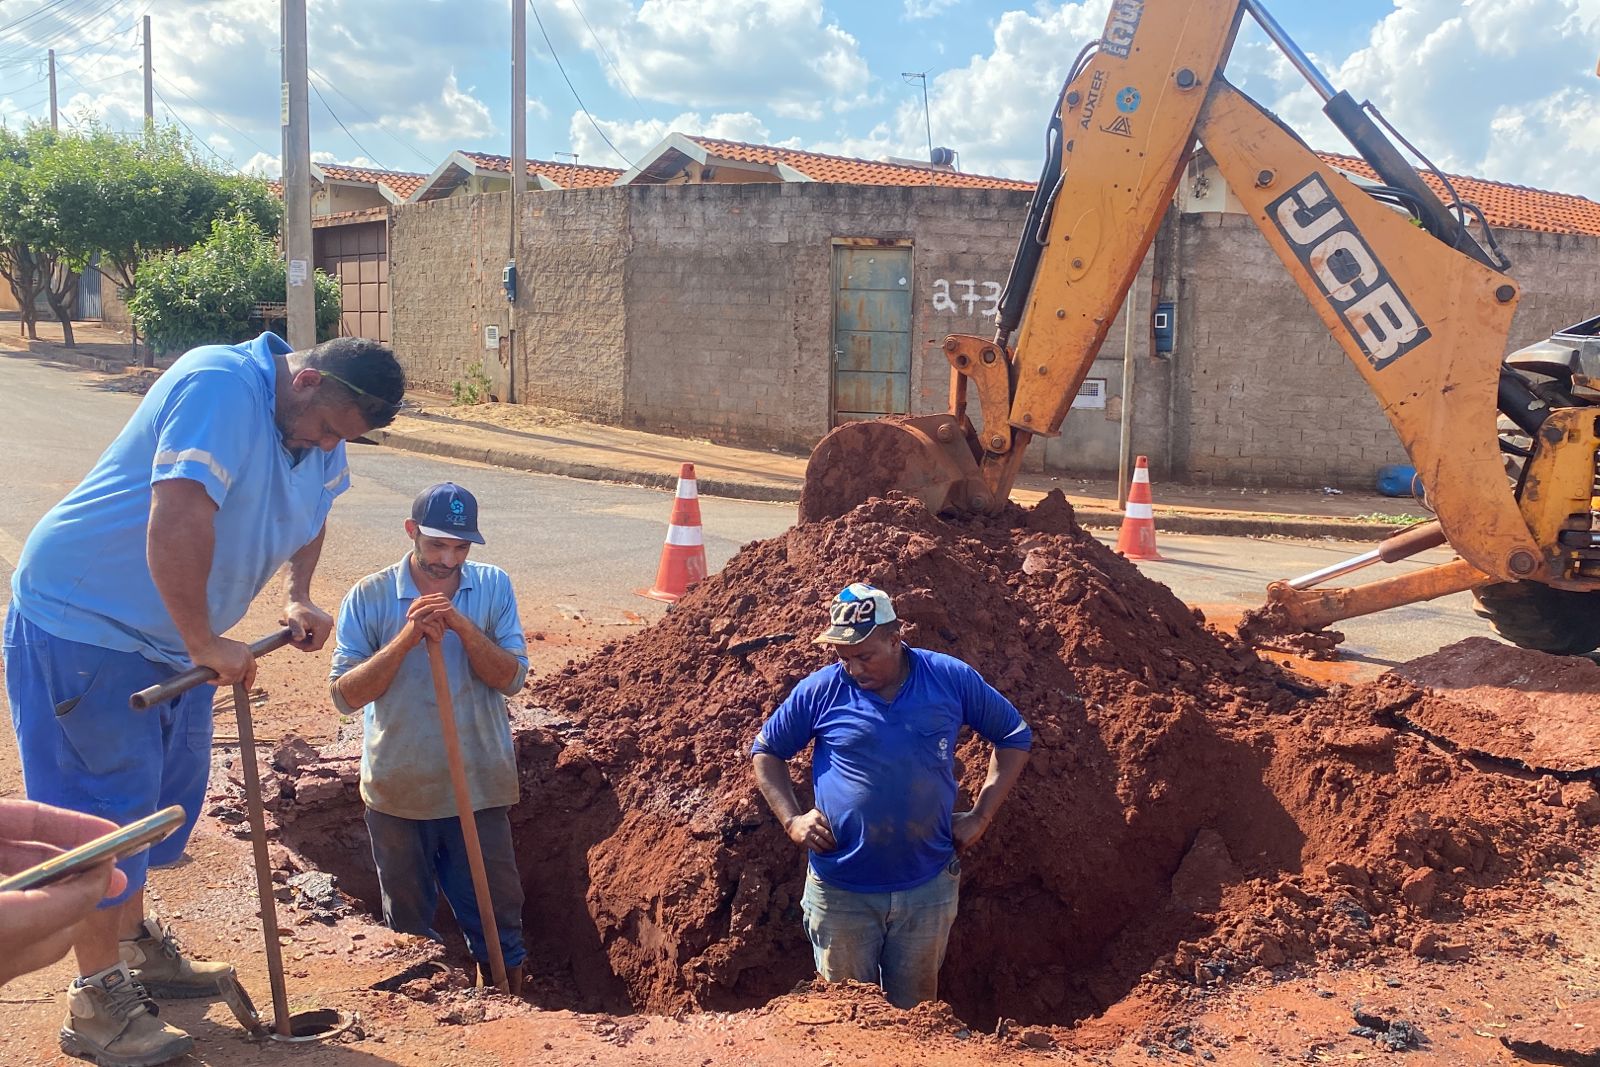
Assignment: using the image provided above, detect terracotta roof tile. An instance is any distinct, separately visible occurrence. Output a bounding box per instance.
[685,136,1033,191]
[460,151,623,188]
[316,162,426,202]
[1315,151,1600,237]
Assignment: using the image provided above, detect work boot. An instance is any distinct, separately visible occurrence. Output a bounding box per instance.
[60,962,194,1067]
[119,918,234,999]
[466,960,527,996]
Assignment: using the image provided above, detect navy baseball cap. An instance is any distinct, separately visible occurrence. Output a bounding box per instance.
[411,482,484,545]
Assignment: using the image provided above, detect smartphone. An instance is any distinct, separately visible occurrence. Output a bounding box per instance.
[0,806,186,893]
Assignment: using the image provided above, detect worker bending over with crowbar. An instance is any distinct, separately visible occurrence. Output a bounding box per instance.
[4,333,405,1067]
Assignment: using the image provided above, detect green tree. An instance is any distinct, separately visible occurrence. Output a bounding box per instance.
[0,127,46,340]
[28,121,281,361]
[128,213,339,356]
[0,126,81,345]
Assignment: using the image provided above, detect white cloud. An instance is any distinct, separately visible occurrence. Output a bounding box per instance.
[892,0,1600,198]
[551,0,872,122]
[242,151,281,178]
[914,1,1110,179]
[904,0,960,18]
[395,71,495,143]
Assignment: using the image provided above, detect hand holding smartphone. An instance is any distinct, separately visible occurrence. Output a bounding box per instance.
[0,801,179,987]
[0,806,183,893]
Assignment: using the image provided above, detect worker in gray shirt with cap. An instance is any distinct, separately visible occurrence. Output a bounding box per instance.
[329,482,530,994]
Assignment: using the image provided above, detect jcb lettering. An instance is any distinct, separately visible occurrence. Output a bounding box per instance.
[1346,284,1426,366]
[1103,0,1144,58]
[1267,174,1431,370]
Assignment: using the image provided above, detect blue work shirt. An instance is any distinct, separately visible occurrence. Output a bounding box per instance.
[11,333,348,668]
[752,646,1032,894]
[330,555,529,821]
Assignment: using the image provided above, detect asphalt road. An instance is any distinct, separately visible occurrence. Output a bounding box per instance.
[0,352,1481,674]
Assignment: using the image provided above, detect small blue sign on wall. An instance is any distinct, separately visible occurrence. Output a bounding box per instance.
[1153,301,1176,355]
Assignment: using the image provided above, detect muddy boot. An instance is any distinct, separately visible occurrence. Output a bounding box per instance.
[60,962,194,1067]
[119,919,234,999]
[467,961,526,995]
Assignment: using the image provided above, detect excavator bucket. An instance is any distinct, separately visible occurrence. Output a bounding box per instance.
[798,414,987,524]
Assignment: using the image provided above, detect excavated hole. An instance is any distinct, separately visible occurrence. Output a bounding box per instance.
[279,703,1316,1029]
[275,493,1587,1029]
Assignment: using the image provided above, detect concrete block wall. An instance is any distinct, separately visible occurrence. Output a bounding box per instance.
[515,189,629,420]
[1173,215,1600,487]
[622,182,1033,452]
[388,183,1600,487]
[391,193,507,394]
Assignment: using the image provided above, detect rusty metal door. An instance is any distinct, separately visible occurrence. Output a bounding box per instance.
[832,246,912,425]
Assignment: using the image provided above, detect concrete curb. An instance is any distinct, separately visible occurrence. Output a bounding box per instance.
[371,427,801,504]
[0,340,129,373]
[374,426,1407,541]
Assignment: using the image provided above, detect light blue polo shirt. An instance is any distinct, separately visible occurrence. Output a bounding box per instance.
[11,333,349,668]
[753,647,1032,895]
[329,555,529,821]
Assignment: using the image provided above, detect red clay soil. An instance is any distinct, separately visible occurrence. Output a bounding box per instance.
[1391,636,1600,774]
[268,491,1597,1033]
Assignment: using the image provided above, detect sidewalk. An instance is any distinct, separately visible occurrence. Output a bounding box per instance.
[381,401,1430,542]
[0,311,144,371]
[0,324,1428,542]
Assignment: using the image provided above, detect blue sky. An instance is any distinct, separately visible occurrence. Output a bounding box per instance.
[1,1,1597,199]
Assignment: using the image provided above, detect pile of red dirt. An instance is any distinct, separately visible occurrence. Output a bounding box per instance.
[1390,636,1600,774]
[269,491,1594,1028]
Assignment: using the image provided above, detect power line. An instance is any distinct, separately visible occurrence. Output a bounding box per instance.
[565,0,641,112]
[55,56,135,92]
[151,82,244,173]
[310,79,386,170]
[307,66,434,172]
[0,0,121,66]
[527,0,635,169]
[152,69,273,158]
[0,0,89,41]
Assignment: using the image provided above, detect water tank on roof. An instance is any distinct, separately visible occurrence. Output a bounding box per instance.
[930,146,957,167]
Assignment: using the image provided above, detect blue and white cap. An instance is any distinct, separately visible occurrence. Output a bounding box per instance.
[814,582,897,646]
[411,482,485,545]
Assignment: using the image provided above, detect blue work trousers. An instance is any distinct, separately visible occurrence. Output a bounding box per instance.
[364,805,527,969]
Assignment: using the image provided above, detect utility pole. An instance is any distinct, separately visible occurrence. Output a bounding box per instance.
[504,0,525,403]
[47,49,56,131]
[142,16,153,128]
[282,0,315,351]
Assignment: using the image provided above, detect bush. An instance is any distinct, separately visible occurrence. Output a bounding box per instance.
[128,214,340,356]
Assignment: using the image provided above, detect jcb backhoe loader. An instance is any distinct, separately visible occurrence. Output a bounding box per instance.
[800,0,1600,655]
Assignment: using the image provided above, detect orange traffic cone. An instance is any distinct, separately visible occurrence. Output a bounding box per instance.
[639,463,709,602]
[1115,455,1164,560]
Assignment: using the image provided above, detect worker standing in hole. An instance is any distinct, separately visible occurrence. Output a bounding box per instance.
[329,483,530,995]
[4,333,404,1067]
[751,583,1032,1008]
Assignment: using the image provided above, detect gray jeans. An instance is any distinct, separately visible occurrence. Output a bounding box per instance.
[799,858,961,1008]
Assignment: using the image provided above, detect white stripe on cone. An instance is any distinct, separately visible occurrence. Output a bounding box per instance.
[677,479,699,500]
[666,525,704,546]
[1125,502,1154,520]
[1132,468,1150,484]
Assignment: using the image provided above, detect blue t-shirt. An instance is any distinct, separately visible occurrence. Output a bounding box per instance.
[11,333,349,667]
[752,647,1032,894]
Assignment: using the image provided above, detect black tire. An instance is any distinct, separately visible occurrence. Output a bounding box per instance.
[1471,580,1600,655]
